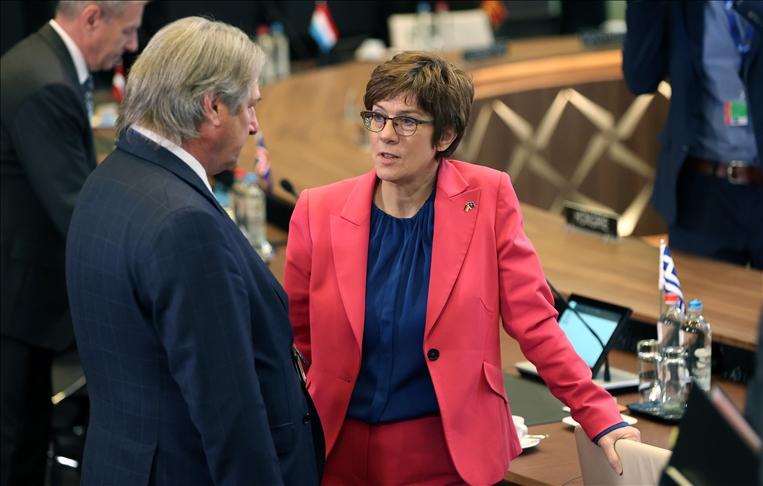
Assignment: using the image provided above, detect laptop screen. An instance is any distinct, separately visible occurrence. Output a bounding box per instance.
[557,295,631,374]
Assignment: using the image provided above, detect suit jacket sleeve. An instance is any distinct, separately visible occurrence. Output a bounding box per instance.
[622,0,671,95]
[284,190,313,368]
[140,207,284,485]
[494,173,623,440]
[8,83,94,238]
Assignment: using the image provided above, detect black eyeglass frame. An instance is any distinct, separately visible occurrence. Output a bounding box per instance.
[359,110,434,137]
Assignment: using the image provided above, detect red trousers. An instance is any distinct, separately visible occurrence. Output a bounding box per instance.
[323,415,466,485]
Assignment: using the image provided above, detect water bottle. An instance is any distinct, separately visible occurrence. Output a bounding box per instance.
[213,184,235,221]
[657,293,683,350]
[232,170,273,262]
[679,299,712,391]
[270,22,290,80]
[255,25,275,85]
[412,2,433,50]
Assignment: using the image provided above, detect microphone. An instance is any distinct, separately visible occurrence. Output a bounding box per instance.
[546,279,611,382]
[280,179,300,200]
[262,179,299,232]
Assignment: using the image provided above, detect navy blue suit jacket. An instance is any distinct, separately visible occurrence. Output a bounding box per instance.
[66,130,322,485]
[622,0,763,225]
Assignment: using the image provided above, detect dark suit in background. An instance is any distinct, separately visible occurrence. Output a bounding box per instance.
[622,1,763,268]
[0,23,94,483]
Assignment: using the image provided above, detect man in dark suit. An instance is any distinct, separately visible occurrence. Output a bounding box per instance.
[622,1,762,269]
[0,2,144,484]
[66,17,323,485]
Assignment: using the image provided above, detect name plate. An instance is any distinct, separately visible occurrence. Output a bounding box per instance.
[563,201,619,238]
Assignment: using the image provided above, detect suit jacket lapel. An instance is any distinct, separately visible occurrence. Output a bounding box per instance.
[426,160,480,337]
[682,1,705,79]
[116,130,227,216]
[330,172,375,351]
[38,24,80,90]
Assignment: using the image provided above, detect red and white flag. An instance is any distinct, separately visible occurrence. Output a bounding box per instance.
[112,63,125,102]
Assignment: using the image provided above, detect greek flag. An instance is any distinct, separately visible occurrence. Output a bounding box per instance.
[659,240,685,312]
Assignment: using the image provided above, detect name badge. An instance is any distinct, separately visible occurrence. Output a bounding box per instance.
[724,99,748,127]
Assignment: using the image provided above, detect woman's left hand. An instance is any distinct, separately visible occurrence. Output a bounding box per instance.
[597,426,642,475]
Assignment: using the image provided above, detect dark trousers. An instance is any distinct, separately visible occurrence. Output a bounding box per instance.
[1,336,53,486]
[669,168,763,269]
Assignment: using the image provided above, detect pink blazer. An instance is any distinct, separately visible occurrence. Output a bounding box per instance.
[284,159,622,485]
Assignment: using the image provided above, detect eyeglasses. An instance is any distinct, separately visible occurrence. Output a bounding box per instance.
[360,110,434,137]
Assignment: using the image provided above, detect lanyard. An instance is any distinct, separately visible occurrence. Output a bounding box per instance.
[724,1,755,61]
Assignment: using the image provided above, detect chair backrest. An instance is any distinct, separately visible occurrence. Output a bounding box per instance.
[574,426,672,485]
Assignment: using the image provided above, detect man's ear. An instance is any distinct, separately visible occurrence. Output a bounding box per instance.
[203,94,222,127]
[435,128,457,153]
[81,4,103,31]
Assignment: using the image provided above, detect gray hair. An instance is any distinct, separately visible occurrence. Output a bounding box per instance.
[56,1,144,19]
[116,16,265,142]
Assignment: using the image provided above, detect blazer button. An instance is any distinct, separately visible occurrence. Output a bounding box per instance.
[303,412,312,424]
[427,348,440,361]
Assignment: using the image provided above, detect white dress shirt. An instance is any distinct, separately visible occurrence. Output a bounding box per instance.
[130,125,214,195]
[49,19,89,85]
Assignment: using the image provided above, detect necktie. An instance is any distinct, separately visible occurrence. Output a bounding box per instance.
[82,75,94,122]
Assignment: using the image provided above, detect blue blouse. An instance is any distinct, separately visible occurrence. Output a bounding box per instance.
[347,191,439,423]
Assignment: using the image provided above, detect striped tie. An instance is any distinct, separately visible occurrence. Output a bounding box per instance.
[82,75,94,122]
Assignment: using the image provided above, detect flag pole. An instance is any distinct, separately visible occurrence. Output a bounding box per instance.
[658,238,665,316]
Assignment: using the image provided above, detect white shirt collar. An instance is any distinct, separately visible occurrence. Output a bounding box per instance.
[49,19,90,85]
[130,125,214,195]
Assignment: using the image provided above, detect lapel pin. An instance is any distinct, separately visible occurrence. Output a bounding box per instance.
[464,201,476,212]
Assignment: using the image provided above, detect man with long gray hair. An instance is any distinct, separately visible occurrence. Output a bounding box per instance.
[66,17,323,485]
[1,2,144,484]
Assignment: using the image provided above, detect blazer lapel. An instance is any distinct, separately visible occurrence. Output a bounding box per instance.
[39,24,79,88]
[330,172,375,350]
[426,160,480,337]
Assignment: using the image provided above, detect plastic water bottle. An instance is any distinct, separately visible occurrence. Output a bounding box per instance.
[213,184,235,221]
[233,170,273,262]
[270,22,290,80]
[255,25,275,85]
[412,2,433,50]
[679,299,712,391]
[657,293,683,350]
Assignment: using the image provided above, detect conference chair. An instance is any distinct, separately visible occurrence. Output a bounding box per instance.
[574,425,671,485]
[48,351,88,486]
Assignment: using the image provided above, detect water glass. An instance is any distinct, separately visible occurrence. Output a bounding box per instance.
[661,346,689,414]
[637,339,662,407]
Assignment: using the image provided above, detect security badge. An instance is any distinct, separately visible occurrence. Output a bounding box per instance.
[725,99,748,127]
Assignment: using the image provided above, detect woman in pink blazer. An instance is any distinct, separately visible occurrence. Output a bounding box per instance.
[284,51,640,486]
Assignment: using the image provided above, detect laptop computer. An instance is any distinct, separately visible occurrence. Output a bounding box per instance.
[515,294,639,391]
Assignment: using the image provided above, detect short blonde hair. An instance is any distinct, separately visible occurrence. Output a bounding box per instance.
[117,16,265,142]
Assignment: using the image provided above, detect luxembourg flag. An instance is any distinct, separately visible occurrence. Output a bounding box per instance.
[310,1,339,53]
[658,239,685,313]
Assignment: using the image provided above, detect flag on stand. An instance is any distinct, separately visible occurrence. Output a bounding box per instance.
[659,239,685,313]
[310,1,339,53]
[112,63,125,102]
[254,132,273,192]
